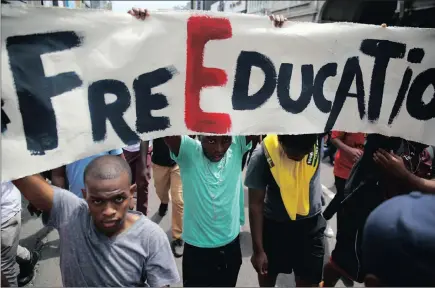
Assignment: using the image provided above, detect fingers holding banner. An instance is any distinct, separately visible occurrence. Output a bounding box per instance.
[269,14,287,28]
[128,7,149,20]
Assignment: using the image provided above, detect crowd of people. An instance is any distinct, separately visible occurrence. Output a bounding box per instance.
[2,7,435,288]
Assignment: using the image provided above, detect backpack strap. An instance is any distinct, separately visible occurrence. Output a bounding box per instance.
[261,141,275,168]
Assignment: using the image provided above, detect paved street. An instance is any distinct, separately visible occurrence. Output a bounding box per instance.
[18,159,362,287]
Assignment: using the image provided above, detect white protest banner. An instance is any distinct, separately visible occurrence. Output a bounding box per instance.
[1,5,435,181]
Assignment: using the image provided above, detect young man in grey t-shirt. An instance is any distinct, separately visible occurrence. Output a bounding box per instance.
[13,155,179,287]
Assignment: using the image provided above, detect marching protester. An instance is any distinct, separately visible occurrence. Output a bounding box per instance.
[131,9,283,287]
[1,182,39,287]
[323,131,365,239]
[123,140,151,215]
[362,192,435,287]
[5,4,435,287]
[245,134,325,287]
[12,155,179,287]
[322,134,434,287]
[152,137,184,257]
[322,131,365,284]
[164,135,254,286]
[51,149,124,198]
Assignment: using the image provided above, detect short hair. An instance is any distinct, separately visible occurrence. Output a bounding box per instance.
[278,134,318,151]
[83,155,132,185]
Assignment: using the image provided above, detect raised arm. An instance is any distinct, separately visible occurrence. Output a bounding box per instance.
[163,136,182,157]
[406,174,435,195]
[12,174,54,212]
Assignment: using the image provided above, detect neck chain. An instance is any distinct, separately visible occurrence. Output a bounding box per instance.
[404,140,421,174]
[203,153,227,186]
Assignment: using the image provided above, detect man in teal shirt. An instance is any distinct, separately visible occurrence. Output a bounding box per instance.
[165,135,253,287]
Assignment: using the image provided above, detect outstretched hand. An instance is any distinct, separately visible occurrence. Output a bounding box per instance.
[373,149,410,179]
[128,7,149,20]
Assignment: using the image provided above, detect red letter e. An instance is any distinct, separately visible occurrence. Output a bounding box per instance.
[185,16,232,134]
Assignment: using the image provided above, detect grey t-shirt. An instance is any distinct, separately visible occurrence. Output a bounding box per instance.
[244,145,322,222]
[42,187,180,287]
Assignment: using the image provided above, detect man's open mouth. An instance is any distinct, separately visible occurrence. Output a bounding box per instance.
[213,155,224,161]
[102,220,118,228]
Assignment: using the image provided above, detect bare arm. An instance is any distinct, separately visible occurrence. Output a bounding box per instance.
[331,137,351,154]
[249,188,266,253]
[331,134,363,161]
[163,136,182,157]
[374,149,435,195]
[405,172,435,195]
[51,166,66,189]
[140,140,149,168]
[12,174,54,212]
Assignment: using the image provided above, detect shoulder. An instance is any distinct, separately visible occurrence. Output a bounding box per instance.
[249,145,267,166]
[181,135,201,150]
[66,157,91,172]
[136,216,168,244]
[178,135,202,157]
[245,145,270,187]
[56,188,88,212]
[232,136,245,145]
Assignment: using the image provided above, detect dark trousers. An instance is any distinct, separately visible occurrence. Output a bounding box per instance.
[262,215,326,284]
[123,149,151,215]
[182,236,242,287]
[323,176,346,221]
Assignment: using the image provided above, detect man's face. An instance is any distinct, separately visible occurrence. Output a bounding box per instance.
[281,144,312,162]
[84,172,134,236]
[201,136,232,162]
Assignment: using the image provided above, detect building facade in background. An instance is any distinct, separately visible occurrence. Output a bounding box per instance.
[173,1,190,11]
[192,0,218,11]
[24,0,111,10]
[247,0,324,21]
[197,0,320,19]
[211,0,247,13]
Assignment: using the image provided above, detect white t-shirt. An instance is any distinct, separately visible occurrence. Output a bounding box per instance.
[1,182,21,225]
[123,143,140,152]
[123,140,153,153]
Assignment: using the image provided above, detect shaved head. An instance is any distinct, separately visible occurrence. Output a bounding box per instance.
[84,155,132,185]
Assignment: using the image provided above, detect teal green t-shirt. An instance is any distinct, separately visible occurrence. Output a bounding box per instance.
[171,136,251,248]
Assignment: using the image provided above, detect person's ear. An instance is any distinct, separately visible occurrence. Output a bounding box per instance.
[129,184,137,196]
[81,189,87,199]
[364,274,381,287]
